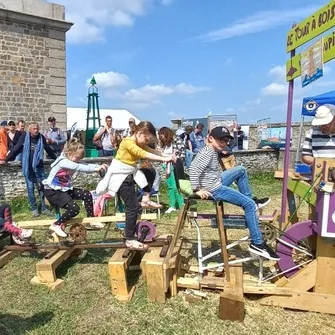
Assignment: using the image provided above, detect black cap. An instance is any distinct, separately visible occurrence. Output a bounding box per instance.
[209,126,234,140]
[48,116,56,122]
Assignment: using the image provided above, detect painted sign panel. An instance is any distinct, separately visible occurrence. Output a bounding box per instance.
[286,0,335,52]
[301,38,324,87]
[286,30,335,81]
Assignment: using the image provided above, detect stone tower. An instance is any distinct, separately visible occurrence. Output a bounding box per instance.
[0,0,72,130]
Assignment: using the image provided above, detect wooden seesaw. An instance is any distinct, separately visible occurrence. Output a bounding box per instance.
[0,213,172,292]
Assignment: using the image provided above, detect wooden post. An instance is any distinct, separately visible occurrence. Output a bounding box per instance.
[108,249,140,301]
[314,236,335,295]
[218,265,245,322]
[217,202,231,282]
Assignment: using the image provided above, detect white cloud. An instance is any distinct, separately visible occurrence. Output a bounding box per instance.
[196,5,319,42]
[87,70,210,110]
[51,0,174,44]
[261,83,287,96]
[87,71,130,88]
[122,83,210,107]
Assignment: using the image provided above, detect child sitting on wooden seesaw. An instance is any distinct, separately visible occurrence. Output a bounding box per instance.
[97,121,174,250]
[42,138,108,238]
[0,203,33,244]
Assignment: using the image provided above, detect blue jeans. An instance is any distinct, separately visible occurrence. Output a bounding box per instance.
[185,149,193,169]
[99,149,114,157]
[211,166,263,245]
[24,169,47,212]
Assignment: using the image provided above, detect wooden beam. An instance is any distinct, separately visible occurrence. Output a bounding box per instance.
[260,291,335,314]
[17,213,157,228]
[0,250,18,268]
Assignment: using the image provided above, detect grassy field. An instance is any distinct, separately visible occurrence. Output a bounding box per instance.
[0,173,335,335]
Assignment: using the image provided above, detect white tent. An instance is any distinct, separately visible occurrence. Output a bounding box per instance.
[67,107,140,130]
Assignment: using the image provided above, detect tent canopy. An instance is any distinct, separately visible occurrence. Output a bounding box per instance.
[301,90,335,116]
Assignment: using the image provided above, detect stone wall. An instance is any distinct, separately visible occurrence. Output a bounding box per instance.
[0,150,279,201]
[0,0,72,131]
[247,121,312,150]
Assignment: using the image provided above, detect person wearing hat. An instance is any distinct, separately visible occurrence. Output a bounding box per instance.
[189,126,279,261]
[123,117,136,138]
[44,116,66,158]
[0,120,8,163]
[302,104,335,165]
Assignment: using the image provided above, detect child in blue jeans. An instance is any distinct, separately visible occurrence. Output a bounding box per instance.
[189,126,280,261]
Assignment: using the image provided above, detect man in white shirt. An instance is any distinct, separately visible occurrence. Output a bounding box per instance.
[302,104,335,165]
[93,115,116,157]
[123,117,136,138]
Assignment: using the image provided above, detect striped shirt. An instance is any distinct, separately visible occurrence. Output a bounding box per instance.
[189,145,221,192]
[302,127,335,158]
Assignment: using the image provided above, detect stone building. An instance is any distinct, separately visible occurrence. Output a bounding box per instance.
[0,0,72,131]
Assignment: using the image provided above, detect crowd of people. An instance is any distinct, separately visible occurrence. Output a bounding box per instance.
[0,114,280,260]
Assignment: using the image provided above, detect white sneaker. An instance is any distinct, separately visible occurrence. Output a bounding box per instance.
[165,207,176,214]
[90,221,105,229]
[49,223,68,237]
[12,227,33,245]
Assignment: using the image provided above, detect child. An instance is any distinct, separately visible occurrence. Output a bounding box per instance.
[158,127,184,214]
[189,126,280,261]
[98,121,173,250]
[0,203,33,244]
[42,138,107,237]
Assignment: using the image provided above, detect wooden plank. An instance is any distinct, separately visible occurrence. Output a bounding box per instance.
[315,236,335,294]
[282,260,316,292]
[244,286,292,296]
[108,248,138,301]
[259,291,335,315]
[0,250,17,268]
[17,213,157,228]
[287,178,317,206]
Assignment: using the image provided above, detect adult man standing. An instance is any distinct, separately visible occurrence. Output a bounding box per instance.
[6,122,56,217]
[302,104,335,165]
[44,116,66,157]
[93,115,116,157]
[123,117,136,138]
[190,123,205,153]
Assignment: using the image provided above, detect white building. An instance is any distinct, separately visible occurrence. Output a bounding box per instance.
[67,107,140,130]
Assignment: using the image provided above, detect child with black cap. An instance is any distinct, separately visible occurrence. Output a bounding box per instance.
[189,126,280,261]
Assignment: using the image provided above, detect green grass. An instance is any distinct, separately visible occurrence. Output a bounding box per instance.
[0,173,334,335]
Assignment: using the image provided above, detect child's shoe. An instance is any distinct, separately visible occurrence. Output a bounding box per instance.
[49,223,68,237]
[165,207,176,214]
[90,222,105,229]
[141,200,163,209]
[12,226,33,245]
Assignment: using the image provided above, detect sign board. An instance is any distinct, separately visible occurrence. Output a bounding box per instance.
[286,30,335,81]
[286,0,335,52]
[301,38,324,87]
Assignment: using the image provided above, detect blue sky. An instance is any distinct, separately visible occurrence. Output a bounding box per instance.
[50,0,335,127]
